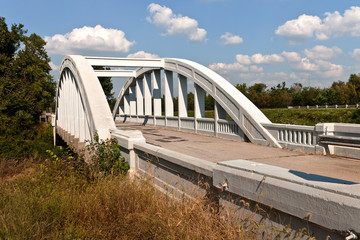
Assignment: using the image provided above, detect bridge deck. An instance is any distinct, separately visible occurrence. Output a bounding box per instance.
[116,122,360,183]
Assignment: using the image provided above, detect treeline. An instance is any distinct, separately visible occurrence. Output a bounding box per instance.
[235,74,360,108]
[161,74,360,111]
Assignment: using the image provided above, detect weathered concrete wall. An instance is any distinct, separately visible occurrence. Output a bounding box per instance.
[110,128,360,239]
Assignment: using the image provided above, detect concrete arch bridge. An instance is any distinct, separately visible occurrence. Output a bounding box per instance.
[55,55,360,239]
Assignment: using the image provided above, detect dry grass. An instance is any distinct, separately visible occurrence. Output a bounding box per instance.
[0,156,262,239]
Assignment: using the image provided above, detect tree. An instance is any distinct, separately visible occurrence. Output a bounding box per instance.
[348,74,360,102]
[93,66,116,110]
[247,83,271,108]
[269,82,292,108]
[0,17,55,136]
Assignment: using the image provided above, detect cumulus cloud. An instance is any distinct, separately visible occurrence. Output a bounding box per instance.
[45,25,135,55]
[275,6,360,43]
[315,60,344,78]
[208,62,248,74]
[250,65,263,72]
[251,53,284,64]
[235,53,284,65]
[281,51,301,62]
[235,54,252,65]
[295,58,319,71]
[351,48,360,60]
[304,45,342,60]
[127,51,159,58]
[220,32,243,45]
[147,3,207,42]
[275,14,322,43]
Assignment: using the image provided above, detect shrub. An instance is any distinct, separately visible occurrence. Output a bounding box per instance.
[87,134,129,177]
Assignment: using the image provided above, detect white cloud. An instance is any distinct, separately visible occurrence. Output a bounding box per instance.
[295,58,319,71]
[147,3,207,42]
[235,54,252,65]
[250,65,263,72]
[281,51,301,62]
[321,7,360,39]
[275,6,360,43]
[49,61,60,71]
[275,14,322,43]
[315,60,343,78]
[127,51,159,58]
[351,48,360,60]
[208,62,248,74]
[304,45,342,60]
[236,53,284,65]
[220,32,243,45]
[45,25,135,55]
[251,53,284,64]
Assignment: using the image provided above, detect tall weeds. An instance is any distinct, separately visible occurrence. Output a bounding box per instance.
[0,151,255,239]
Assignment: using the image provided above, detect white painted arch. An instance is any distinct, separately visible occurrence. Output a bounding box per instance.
[55,55,281,148]
[55,55,115,147]
[110,57,281,148]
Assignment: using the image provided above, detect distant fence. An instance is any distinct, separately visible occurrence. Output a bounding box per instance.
[288,104,359,109]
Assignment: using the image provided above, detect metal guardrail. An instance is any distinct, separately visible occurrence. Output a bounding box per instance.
[319,135,360,148]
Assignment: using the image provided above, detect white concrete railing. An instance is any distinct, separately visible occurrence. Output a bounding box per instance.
[262,122,360,159]
[110,128,360,239]
[116,114,245,140]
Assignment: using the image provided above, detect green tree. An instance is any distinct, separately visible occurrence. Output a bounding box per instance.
[348,73,360,102]
[247,83,271,108]
[93,66,116,110]
[269,82,292,108]
[0,17,55,136]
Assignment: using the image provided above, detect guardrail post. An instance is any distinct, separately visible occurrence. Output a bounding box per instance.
[315,123,332,154]
[110,128,146,173]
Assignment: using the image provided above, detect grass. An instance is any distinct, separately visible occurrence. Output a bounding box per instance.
[261,108,360,126]
[0,154,267,239]
[0,124,264,239]
[0,117,323,239]
[184,108,360,126]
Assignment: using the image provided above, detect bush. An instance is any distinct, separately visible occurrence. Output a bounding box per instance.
[87,134,129,176]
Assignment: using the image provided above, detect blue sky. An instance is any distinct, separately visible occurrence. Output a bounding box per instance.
[2,0,360,94]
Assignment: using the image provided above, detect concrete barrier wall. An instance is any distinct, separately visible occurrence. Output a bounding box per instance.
[118,115,360,160]
[110,128,360,239]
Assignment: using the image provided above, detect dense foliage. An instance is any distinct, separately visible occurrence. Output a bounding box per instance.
[236,74,360,108]
[0,17,55,159]
[0,17,55,137]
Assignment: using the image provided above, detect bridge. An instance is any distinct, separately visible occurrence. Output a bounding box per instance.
[54,55,360,239]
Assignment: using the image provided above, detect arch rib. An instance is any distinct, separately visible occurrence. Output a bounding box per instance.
[110,58,281,148]
[55,55,115,149]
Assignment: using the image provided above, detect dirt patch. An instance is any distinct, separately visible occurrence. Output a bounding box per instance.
[0,159,34,181]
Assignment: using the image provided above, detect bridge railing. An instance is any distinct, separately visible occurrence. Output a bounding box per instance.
[109,127,360,238]
[262,122,360,159]
[116,114,245,140]
[118,113,360,159]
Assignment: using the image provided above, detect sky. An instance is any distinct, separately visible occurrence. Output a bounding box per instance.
[1,0,360,95]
